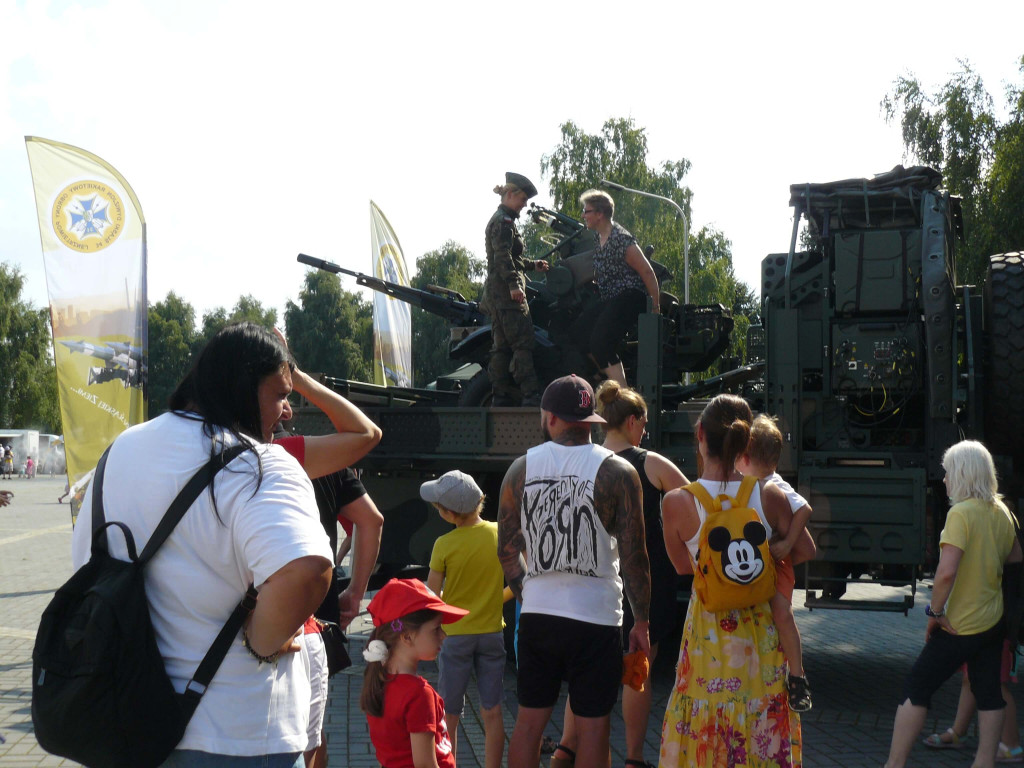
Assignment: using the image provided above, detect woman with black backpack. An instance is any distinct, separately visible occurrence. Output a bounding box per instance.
[69,323,334,768]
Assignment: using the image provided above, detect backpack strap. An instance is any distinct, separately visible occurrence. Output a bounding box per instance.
[89,445,114,556]
[683,481,718,515]
[733,476,759,508]
[137,443,248,566]
[180,583,258,718]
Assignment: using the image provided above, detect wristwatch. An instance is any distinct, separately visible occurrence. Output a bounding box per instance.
[925,604,945,618]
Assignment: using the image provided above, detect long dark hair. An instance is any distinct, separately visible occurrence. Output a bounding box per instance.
[168,323,292,504]
[698,394,752,486]
[360,609,440,718]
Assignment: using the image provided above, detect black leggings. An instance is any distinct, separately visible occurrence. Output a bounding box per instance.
[570,289,647,368]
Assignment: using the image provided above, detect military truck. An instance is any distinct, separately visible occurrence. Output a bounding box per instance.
[293,165,1022,612]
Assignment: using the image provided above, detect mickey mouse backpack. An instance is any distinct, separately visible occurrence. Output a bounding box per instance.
[684,476,776,612]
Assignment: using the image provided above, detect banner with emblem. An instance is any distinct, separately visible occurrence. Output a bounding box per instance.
[25,137,147,516]
[369,201,412,387]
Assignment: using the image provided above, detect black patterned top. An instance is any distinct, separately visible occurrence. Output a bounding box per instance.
[594,222,645,299]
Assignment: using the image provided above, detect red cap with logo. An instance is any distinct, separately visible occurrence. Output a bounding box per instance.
[366,578,470,626]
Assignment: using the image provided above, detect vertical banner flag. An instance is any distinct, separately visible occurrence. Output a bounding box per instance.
[369,201,412,387]
[25,137,147,516]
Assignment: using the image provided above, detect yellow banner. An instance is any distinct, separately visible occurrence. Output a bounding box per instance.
[25,137,147,507]
[370,201,412,387]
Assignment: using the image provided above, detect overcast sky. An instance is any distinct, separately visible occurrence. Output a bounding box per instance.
[2,0,1022,326]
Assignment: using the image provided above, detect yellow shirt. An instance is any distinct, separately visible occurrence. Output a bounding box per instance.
[429,520,505,635]
[941,498,1015,635]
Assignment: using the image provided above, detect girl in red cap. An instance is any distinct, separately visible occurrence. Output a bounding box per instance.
[361,578,469,768]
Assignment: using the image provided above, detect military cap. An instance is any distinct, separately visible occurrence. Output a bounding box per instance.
[506,172,538,199]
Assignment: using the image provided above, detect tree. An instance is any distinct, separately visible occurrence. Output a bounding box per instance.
[882,57,1024,284]
[0,263,61,432]
[284,270,373,382]
[194,295,278,355]
[541,117,758,368]
[147,292,197,416]
[410,241,485,385]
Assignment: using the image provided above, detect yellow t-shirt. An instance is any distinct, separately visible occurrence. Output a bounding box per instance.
[941,497,1016,635]
[429,520,505,635]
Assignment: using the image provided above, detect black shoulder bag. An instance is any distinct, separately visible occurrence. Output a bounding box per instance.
[32,443,255,768]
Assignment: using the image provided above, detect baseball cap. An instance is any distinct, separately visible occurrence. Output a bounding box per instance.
[366,578,469,627]
[541,374,606,424]
[420,470,483,515]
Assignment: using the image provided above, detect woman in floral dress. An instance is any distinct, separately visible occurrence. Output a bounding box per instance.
[659,394,804,767]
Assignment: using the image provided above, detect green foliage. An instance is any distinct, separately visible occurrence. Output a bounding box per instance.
[147,292,196,415]
[541,117,758,370]
[195,294,278,354]
[882,57,1024,284]
[409,241,485,385]
[284,270,373,382]
[0,263,61,432]
[542,118,694,286]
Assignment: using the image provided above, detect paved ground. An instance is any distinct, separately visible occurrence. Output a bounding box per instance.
[1,476,1019,767]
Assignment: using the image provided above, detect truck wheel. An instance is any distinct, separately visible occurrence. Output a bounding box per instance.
[458,370,493,407]
[984,252,1024,462]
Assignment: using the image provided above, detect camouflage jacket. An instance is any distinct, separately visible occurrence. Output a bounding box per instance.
[483,204,538,311]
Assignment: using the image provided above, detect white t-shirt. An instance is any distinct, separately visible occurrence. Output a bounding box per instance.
[71,412,332,756]
[766,471,809,514]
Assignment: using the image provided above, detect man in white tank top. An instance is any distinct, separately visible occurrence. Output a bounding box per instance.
[498,374,651,768]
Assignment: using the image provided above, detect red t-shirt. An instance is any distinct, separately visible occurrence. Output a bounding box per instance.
[275,435,354,536]
[367,674,455,768]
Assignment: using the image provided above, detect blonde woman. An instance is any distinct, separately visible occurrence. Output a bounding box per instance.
[569,189,661,386]
[884,440,1022,768]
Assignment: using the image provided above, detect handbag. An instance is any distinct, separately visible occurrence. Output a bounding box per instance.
[316,618,352,675]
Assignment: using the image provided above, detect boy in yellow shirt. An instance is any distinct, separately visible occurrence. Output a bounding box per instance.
[423,471,506,768]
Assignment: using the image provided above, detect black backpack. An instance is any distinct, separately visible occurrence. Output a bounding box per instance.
[32,443,254,768]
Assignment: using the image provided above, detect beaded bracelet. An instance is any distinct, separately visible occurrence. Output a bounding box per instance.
[243,630,280,664]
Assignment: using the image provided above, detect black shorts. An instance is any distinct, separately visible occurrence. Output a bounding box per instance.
[903,620,1006,710]
[517,613,622,717]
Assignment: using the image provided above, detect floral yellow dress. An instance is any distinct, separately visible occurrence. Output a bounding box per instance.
[658,596,801,767]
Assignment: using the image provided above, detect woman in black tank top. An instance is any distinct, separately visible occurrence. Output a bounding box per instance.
[551,382,688,768]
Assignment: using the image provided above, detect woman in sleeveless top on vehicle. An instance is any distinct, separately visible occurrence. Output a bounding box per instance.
[658,394,807,768]
[552,382,688,768]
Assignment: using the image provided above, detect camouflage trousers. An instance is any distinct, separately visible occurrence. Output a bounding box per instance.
[488,305,539,399]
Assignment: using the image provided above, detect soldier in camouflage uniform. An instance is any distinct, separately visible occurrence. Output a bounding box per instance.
[482,172,550,406]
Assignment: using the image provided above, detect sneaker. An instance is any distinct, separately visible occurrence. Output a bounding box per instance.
[788,675,812,712]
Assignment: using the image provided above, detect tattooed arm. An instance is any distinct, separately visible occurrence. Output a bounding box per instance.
[497,456,528,603]
[595,455,650,654]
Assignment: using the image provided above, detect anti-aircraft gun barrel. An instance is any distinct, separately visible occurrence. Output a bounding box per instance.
[296,253,487,327]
